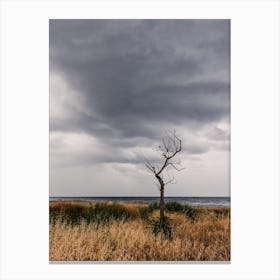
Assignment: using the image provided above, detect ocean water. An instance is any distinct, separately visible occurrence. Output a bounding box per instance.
[49,196,230,207]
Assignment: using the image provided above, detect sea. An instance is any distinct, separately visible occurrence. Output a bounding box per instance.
[49,196,230,207]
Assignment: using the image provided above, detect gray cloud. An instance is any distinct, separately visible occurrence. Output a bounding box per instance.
[50,19,229,146]
[50,20,230,196]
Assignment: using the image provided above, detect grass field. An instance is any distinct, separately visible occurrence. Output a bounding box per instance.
[49,201,230,261]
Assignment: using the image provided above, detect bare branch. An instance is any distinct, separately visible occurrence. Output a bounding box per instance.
[169,162,185,172]
[164,168,175,185]
[155,132,182,176]
[145,159,156,174]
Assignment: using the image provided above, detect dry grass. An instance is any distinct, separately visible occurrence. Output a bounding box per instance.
[49,201,230,261]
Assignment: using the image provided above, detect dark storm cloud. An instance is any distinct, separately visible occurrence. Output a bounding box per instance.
[50,19,230,165]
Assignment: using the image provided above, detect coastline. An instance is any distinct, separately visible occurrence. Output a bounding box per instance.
[49,196,230,208]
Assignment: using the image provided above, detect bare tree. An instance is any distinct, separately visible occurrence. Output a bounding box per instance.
[145,131,184,221]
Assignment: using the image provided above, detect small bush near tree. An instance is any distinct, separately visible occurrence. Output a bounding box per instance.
[165,201,185,212]
[148,216,172,239]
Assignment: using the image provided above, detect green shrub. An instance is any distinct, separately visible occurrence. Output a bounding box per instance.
[138,207,150,220]
[148,216,172,239]
[184,205,197,221]
[92,203,133,224]
[138,202,159,220]
[49,204,93,225]
[138,201,197,222]
[165,201,185,213]
[147,201,160,211]
[49,202,135,225]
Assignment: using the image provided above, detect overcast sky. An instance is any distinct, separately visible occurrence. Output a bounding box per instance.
[50,20,230,197]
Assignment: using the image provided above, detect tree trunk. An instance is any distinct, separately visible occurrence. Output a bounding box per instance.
[156,175,165,221]
[159,185,164,221]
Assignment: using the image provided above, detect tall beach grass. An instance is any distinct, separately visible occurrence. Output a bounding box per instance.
[49,201,230,261]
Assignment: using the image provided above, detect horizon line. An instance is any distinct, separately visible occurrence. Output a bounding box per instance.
[49,195,230,198]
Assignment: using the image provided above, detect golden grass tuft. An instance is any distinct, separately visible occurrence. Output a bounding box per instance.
[49,201,230,261]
